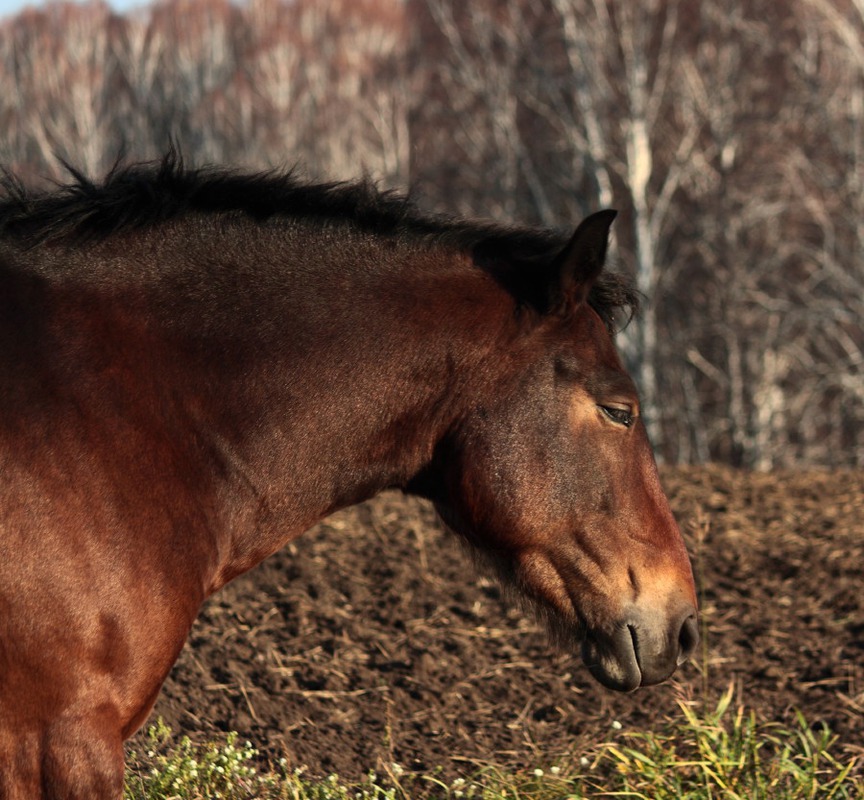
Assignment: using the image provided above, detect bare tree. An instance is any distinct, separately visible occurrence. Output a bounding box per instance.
[413,0,705,448]
[667,0,864,467]
[409,0,548,219]
[549,0,706,449]
[2,0,862,466]
[0,1,125,180]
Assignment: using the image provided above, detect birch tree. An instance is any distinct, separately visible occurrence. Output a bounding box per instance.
[0,1,124,180]
[410,0,553,219]
[548,0,706,449]
[241,0,409,182]
[671,0,864,467]
[414,0,705,448]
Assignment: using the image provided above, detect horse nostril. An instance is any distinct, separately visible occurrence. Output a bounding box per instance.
[677,613,699,665]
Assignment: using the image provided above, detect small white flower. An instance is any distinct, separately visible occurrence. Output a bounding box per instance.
[550,765,561,775]
[533,768,544,777]
[579,756,590,768]
[611,720,623,730]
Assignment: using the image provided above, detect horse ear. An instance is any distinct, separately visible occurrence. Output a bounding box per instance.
[546,209,617,312]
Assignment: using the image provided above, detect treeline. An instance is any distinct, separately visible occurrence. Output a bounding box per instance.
[1,0,862,467]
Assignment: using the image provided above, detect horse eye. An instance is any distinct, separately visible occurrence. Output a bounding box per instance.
[599,405,634,427]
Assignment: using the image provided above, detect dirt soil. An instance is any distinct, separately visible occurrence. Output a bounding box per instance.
[143,466,864,783]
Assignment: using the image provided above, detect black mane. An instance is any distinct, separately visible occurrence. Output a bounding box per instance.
[0,152,556,253]
[0,152,638,328]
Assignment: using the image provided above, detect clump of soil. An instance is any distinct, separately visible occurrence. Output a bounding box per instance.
[144,466,864,782]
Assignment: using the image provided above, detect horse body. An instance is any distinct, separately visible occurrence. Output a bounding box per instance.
[0,159,696,799]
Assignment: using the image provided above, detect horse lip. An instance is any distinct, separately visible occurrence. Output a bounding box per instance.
[627,622,641,672]
[580,626,642,693]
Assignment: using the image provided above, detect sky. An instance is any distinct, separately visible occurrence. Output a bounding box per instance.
[0,0,143,21]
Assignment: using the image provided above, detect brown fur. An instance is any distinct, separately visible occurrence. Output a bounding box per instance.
[0,161,695,798]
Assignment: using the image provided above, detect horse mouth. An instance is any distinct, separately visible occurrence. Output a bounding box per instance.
[580,625,643,692]
[579,608,698,692]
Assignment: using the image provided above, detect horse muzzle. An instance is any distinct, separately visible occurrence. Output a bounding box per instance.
[580,601,699,692]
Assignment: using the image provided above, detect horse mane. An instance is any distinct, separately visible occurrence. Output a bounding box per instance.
[0,151,638,329]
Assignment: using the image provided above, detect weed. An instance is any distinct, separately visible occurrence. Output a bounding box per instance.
[125,698,861,800]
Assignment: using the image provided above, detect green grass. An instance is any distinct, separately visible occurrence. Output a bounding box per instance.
[124,687,862,800]
[583,684,861,799]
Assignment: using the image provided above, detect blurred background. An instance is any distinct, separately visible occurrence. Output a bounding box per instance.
[1,0,862,469]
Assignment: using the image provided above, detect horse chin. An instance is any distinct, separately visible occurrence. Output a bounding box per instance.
[580,627,643,693]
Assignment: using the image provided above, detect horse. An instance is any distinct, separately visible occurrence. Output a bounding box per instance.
[0,154,697,799]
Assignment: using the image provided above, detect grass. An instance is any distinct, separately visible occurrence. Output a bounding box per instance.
[586,684,861,799]
[124,686,862,800]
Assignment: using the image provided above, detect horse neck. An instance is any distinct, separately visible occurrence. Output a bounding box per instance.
[140,225,521,585]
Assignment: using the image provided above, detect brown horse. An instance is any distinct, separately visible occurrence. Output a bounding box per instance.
[0,155,697,799]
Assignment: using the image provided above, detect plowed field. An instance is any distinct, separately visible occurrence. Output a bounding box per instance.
[143,467,864,782]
